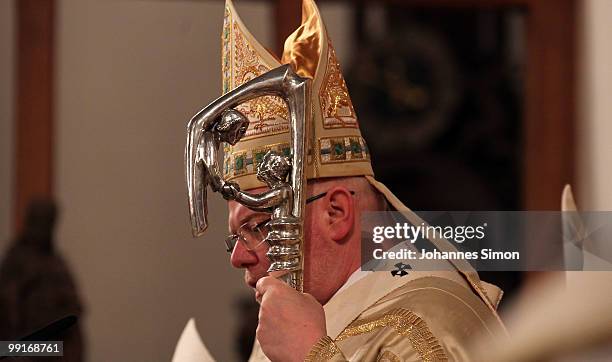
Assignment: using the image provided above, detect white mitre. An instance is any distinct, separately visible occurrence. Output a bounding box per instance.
[171,319,215,362]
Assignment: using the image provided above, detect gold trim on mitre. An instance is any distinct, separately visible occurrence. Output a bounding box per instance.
[222,0,289,141]
[222,0,373,190]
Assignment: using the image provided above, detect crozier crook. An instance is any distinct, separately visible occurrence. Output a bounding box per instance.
[185,65,311,291]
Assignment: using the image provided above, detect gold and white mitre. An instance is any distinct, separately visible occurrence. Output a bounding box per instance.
[221,0,373,190]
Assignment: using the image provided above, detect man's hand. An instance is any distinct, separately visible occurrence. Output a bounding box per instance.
[255,276,327,362]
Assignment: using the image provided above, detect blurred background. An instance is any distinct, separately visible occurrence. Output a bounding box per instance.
[0,0,611,361]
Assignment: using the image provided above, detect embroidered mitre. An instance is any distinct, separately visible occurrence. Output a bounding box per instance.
[221,0,374,190]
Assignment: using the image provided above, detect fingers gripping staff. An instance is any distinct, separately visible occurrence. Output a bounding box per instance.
[255,277,327,362]
[185,64,311,291]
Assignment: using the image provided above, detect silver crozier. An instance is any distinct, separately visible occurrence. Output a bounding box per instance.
[185,65,310,291]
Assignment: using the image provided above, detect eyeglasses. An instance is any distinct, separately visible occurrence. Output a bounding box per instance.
[224,190,355,253]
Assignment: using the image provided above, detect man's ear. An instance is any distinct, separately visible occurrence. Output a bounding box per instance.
[323,186,355,243]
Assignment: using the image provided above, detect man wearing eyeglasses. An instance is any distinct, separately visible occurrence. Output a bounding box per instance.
[174,1,507,361]
[227,177,392,361]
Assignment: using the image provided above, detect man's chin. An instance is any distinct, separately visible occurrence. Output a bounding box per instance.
[245,273,267,289]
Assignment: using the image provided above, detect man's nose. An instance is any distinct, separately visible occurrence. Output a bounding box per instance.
[230,239,259,269]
